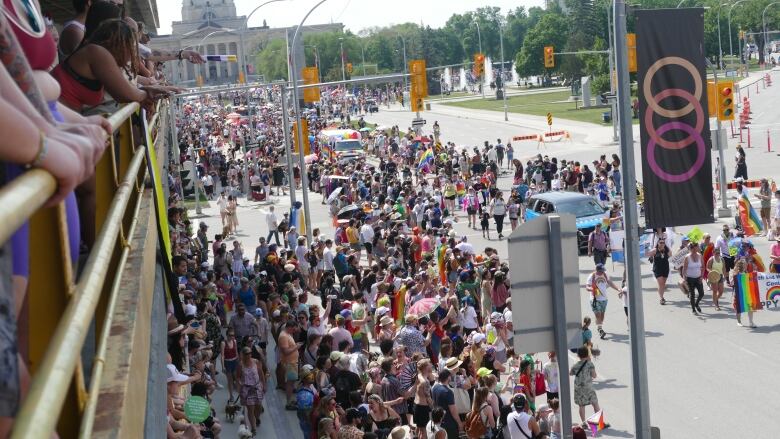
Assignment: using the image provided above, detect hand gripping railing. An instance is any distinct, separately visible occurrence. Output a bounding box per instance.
[1,101,164,439]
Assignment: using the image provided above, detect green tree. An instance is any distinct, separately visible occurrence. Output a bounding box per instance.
[515,13,570,77]
[254,39,288,81]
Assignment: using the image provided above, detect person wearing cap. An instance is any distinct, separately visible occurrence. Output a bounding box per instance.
[506,393,540,439]
[715,225,735,287]
[236,277,257,315]
[587,223,610,266]
[585,263,620,340]
[229,303,258,340]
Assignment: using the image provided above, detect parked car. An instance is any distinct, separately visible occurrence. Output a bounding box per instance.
[367,99,379,113]
[524,192,609,252]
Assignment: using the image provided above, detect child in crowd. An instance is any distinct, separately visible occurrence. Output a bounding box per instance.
[480,211,491,239]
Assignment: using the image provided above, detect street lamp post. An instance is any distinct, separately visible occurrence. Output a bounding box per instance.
[764,2,780,58]
[238,0,287,83]
[498,21,508,121]
[728,0,748,60]
[398,34,408,91]
[339,38,346,82]
[305,45,321,81]
[360,44,367,76]
[290,0,331,243]
[717,2,731,69]
[473,20,485,98]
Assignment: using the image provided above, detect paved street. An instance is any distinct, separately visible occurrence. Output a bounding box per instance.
[190,69,780,439]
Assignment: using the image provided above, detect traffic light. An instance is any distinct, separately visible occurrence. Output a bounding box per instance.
[626,33,637,73]
[716,80,735,121]
[292,119,311,155]
[409,59,428,98]
[302,66,320,103]
[544,46,554,68]
[473,53,485,77]
[346,63,353,74]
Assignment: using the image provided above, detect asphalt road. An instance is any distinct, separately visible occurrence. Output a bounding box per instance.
[192,69,780,439]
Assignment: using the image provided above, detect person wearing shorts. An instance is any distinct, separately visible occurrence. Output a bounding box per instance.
[279,321,301,409]
[586,264,620,340]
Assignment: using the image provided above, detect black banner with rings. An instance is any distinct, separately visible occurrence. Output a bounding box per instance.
[637,8,715,228]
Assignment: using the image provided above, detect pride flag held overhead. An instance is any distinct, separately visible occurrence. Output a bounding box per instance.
[417,148,434,170]
[205,55,237,62]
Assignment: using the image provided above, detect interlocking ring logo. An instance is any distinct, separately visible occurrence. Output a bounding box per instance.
[643,56,706,183]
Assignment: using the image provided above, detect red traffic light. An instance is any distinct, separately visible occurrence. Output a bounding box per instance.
[720,87,732,97]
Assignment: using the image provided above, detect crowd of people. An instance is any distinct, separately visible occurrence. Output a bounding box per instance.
[164,63,780,439]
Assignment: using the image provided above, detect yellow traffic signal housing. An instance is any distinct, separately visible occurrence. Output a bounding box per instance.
[409,59,428,98]
[626,33,637,73]
[473,53,485,77]
[346,63,353,74]
[302,67,320,103]
[706,80,716,117]
[544,46,555,68]
[292,119,311,155]
[717,81,735,121]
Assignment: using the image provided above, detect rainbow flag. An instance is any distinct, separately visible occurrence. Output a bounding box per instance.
[734,272,762,313]
[737,195,763,236]
[393,286,406,325]
[417,148,434,170]
[587,410,607,437]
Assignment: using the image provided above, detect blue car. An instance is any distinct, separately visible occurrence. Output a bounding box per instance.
[524,192,609,252]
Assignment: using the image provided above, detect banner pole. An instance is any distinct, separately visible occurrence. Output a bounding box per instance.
[614,1,652,438]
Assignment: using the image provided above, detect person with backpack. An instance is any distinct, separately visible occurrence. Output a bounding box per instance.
[506,393,540,439]
[465,387,495,439]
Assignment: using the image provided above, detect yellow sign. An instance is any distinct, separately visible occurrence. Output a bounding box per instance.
[544,46,554,68]
[626,33,637,73]
[706,80,716,117]
[547,112,553,126]
[411,94,424,112]
[346,63,353,74]
[292,119,311,155]
[409,59,428,98]
[302,67,320,103]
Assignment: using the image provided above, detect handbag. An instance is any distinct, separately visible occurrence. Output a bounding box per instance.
[451,384,472,415]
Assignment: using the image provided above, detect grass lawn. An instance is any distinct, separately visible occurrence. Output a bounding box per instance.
[443,90,612,125]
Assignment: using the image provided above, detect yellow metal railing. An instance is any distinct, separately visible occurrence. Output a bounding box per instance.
[1,101,166,439]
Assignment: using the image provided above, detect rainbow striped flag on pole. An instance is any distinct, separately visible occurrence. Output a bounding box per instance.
[737,194,763,236]
[734,272,762,313]
[417,148,434,170]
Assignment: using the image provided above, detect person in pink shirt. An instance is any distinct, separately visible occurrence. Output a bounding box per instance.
[770,237,780,273]
[421,228,433,254]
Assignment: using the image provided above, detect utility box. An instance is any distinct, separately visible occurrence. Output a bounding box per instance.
[581,76,592,108]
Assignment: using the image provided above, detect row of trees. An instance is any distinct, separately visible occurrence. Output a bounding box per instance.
[252,1,780,92]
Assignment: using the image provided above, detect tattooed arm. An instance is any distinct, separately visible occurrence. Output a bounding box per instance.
[0,14,53,123]
[149,48,205,64]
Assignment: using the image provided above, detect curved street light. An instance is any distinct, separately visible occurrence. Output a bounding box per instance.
[717,2,731,69]
[473,20,485,98]
[290,0,330,242]
[763,2,780,57]
[728,0,748,58]
[239,0,288,82]
[397,34,408,90]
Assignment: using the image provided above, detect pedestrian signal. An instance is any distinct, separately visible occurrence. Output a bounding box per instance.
[544,46,555,68]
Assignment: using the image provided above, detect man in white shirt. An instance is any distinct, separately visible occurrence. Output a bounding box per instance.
[359,222,375,265]
[322,239,336,275]
[265,205,281,245]
[216,192,228,228]
[202,173,214,199]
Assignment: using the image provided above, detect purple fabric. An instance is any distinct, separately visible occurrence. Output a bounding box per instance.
[9,101,81,276]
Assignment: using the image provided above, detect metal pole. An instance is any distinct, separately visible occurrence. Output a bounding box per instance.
[764,3,780,59]
[291,0,328,243]
[499,23,508,121]
[244,101,254,195]
[340,39,346,82]
[614,1,651,438]
[399,35,408,91]
[474,21,485,99]
[728,0,747,60]
[607,5,619,142]
[547,215,573,439]
[718,3,726,69]
[738,29,744,73]
[710,63,732,216]
[361,45,367,76]
[280,87,297,207]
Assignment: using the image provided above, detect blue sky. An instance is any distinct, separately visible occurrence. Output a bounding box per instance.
[156,0,546,34]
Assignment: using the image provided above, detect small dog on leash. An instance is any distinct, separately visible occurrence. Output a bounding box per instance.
[237,423,253,438]
[225,396,241,423]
